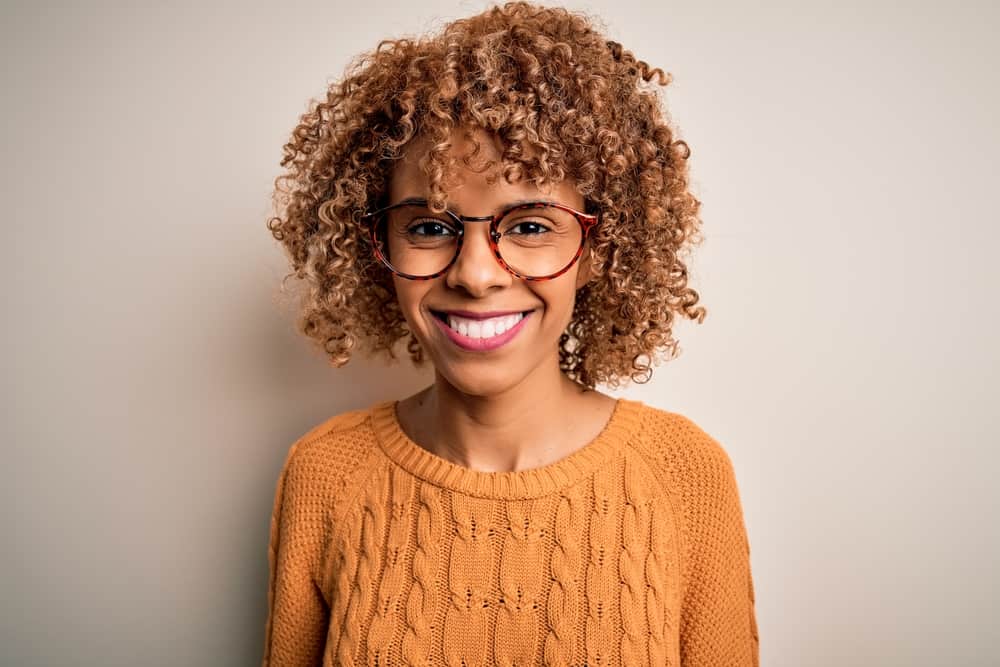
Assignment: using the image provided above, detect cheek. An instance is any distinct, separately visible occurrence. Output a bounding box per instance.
[391,278,430,325]
[537,281,579,321]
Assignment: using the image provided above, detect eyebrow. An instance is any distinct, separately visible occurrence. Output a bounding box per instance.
[393,196,563,214]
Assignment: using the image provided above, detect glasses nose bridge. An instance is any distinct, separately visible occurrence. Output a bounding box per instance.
[453,215,501,250]
[458,214,495,223]
[457,214,498,239]
[447,215,508,285]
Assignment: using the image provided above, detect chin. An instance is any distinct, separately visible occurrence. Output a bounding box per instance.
[433,363,521,399]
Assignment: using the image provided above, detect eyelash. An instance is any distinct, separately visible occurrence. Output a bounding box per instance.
[409,221,456,236]
[408,220,550,236]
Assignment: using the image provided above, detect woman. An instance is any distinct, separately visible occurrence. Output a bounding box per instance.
[263,2,759,665]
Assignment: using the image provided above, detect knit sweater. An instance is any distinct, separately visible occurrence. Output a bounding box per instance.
[262,397,759,666]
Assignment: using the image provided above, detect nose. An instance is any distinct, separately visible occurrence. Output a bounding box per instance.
[445,221,512,297]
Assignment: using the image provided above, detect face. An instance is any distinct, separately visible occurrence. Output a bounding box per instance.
[384,127,593,398]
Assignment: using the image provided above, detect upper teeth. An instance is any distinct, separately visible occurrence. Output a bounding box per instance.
[447,312,524,338]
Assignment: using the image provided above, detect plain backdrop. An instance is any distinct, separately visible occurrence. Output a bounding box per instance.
[3,1,998,665]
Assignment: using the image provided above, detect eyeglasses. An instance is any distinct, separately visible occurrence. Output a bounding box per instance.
[360,198,598,281]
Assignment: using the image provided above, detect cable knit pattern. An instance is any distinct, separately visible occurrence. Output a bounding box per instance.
[542,485,585,666]
[365,467,416,664]
[400,483,443,665]
[584,458,620,667]
[337,461,389,666]
[443,495,495,665]
[494,497,551,665]
[618,455,651,665]
[262,398,759,666]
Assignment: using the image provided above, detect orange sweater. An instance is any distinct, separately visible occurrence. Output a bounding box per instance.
[262,398,759,666]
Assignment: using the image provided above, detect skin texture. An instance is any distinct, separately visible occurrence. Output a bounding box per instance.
[392,128,617,471]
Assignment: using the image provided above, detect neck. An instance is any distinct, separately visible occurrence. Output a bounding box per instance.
[413,357,596,473]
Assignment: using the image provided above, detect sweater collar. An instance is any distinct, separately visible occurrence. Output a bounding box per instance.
[369,397,643,500]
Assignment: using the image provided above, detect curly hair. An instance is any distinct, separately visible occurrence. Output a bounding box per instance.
[267,1,707,389]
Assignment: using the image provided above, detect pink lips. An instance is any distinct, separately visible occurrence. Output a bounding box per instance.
[432,311,532,352]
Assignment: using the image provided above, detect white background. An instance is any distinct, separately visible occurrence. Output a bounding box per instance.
[3,1,998,665]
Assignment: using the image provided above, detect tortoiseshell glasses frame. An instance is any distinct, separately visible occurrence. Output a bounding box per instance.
[359,198,599,282]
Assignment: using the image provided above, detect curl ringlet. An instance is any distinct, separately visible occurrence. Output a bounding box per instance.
[267,1,707,389]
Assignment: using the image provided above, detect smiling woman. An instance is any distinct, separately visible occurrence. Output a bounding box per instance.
[262,2,759,666]
[379,128,601,399]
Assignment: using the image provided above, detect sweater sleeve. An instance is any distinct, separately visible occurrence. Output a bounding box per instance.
[262,442,330,667]
[676,424,760,666]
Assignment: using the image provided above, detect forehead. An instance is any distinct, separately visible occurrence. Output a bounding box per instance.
[387,127,582,210]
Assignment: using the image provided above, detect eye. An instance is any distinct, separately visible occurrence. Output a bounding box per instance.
[506,220,551,235]
[408,219,457,237]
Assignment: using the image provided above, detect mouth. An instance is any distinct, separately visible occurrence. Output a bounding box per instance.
[431,309,533,331]
[429,308,535,350]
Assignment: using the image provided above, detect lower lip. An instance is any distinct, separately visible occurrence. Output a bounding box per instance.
[432,311,533,352]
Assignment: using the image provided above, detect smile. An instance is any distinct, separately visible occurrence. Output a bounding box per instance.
[430,310,533,351]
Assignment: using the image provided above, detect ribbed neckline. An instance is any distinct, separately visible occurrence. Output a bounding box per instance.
[369,397,644,500]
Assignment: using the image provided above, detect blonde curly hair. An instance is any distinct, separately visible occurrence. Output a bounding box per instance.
[267,1,707,389]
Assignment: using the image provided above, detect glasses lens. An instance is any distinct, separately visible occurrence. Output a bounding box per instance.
[374,205,459,277]
[496,205,583,278]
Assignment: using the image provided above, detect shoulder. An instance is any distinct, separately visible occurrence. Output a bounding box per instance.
[275,402,382,496]
[637,403,732,471]
[628,400,742,499]
[629,400,752,568]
